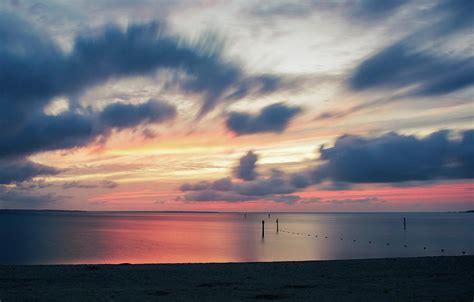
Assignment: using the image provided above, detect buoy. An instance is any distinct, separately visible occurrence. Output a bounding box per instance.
[369,241,372,244]
[353,239,356,242]
[423,247,426,250]
[462,251,465,255]
[441,249,444,252]
[404,245,407,248]
[386,243,390,246]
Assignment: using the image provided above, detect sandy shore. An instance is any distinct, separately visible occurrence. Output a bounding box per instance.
[1,256,473,301]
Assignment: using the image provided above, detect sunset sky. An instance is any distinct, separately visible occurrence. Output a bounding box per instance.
[0,0,473,211]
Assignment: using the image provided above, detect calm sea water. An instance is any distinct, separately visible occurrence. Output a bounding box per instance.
[0,211,473,264]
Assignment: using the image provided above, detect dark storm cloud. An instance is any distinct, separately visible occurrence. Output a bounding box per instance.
[234,151,258,181]
[312,129,474,183]
[180,129,474,203]
[226,103,302,135]
[0,159,60,185]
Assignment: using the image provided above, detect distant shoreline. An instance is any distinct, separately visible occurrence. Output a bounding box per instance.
[1,256,472,301]
[1,209,473,214]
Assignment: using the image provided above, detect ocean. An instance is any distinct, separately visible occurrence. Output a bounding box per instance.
[1,211,472,264]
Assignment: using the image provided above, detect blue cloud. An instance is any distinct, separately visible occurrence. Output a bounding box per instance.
[226,103,302,135]
[313,129,474,183]
[349,0,474,97]
[234,151,258,181]
[0,159,60,185]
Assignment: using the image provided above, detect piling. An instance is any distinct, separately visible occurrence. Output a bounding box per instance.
[404,217,406,230]
[262,220,265,238]
[276,219,279,233]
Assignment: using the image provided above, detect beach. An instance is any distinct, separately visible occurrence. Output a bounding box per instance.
[1,256,473,301]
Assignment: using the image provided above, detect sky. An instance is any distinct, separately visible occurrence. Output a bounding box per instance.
[0,0,473,212]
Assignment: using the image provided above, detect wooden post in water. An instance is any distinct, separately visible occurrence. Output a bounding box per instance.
[403,217,406,230]
[276,218,279,233]
[268,213,270,219]
[262,220,265,238]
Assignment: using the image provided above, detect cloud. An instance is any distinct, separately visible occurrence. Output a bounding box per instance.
[349,40,474,97]
[1,13,288,166]
[0,13,292,190]
[99,100,176,130]
[429,0,474,35]
[183,190,253,202]
[312,129,474,183]
[226,103,302,135]
[325,197,383,204]
[353,0,407,19]
[179,129,474,203]
[180,152,302,203]
[349,0,474,97]
[181,170,301,203]
[0,99,176,159]
[247,0,407,20]
[0,187,63,207]
[234,169,297,196]
[62,180,119,189]
[234,151,258,181]
[266,194,301,204]
[62,181,97,189]
[0,15,279,116]
[0,159,60,185]
[102,180,118,189]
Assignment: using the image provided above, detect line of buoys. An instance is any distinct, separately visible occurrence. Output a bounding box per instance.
[279,229,470,256]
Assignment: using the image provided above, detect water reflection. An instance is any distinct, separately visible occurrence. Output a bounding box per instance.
[0,211,473,264]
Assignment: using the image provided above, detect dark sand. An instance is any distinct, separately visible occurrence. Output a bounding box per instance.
[1,256,473,301]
